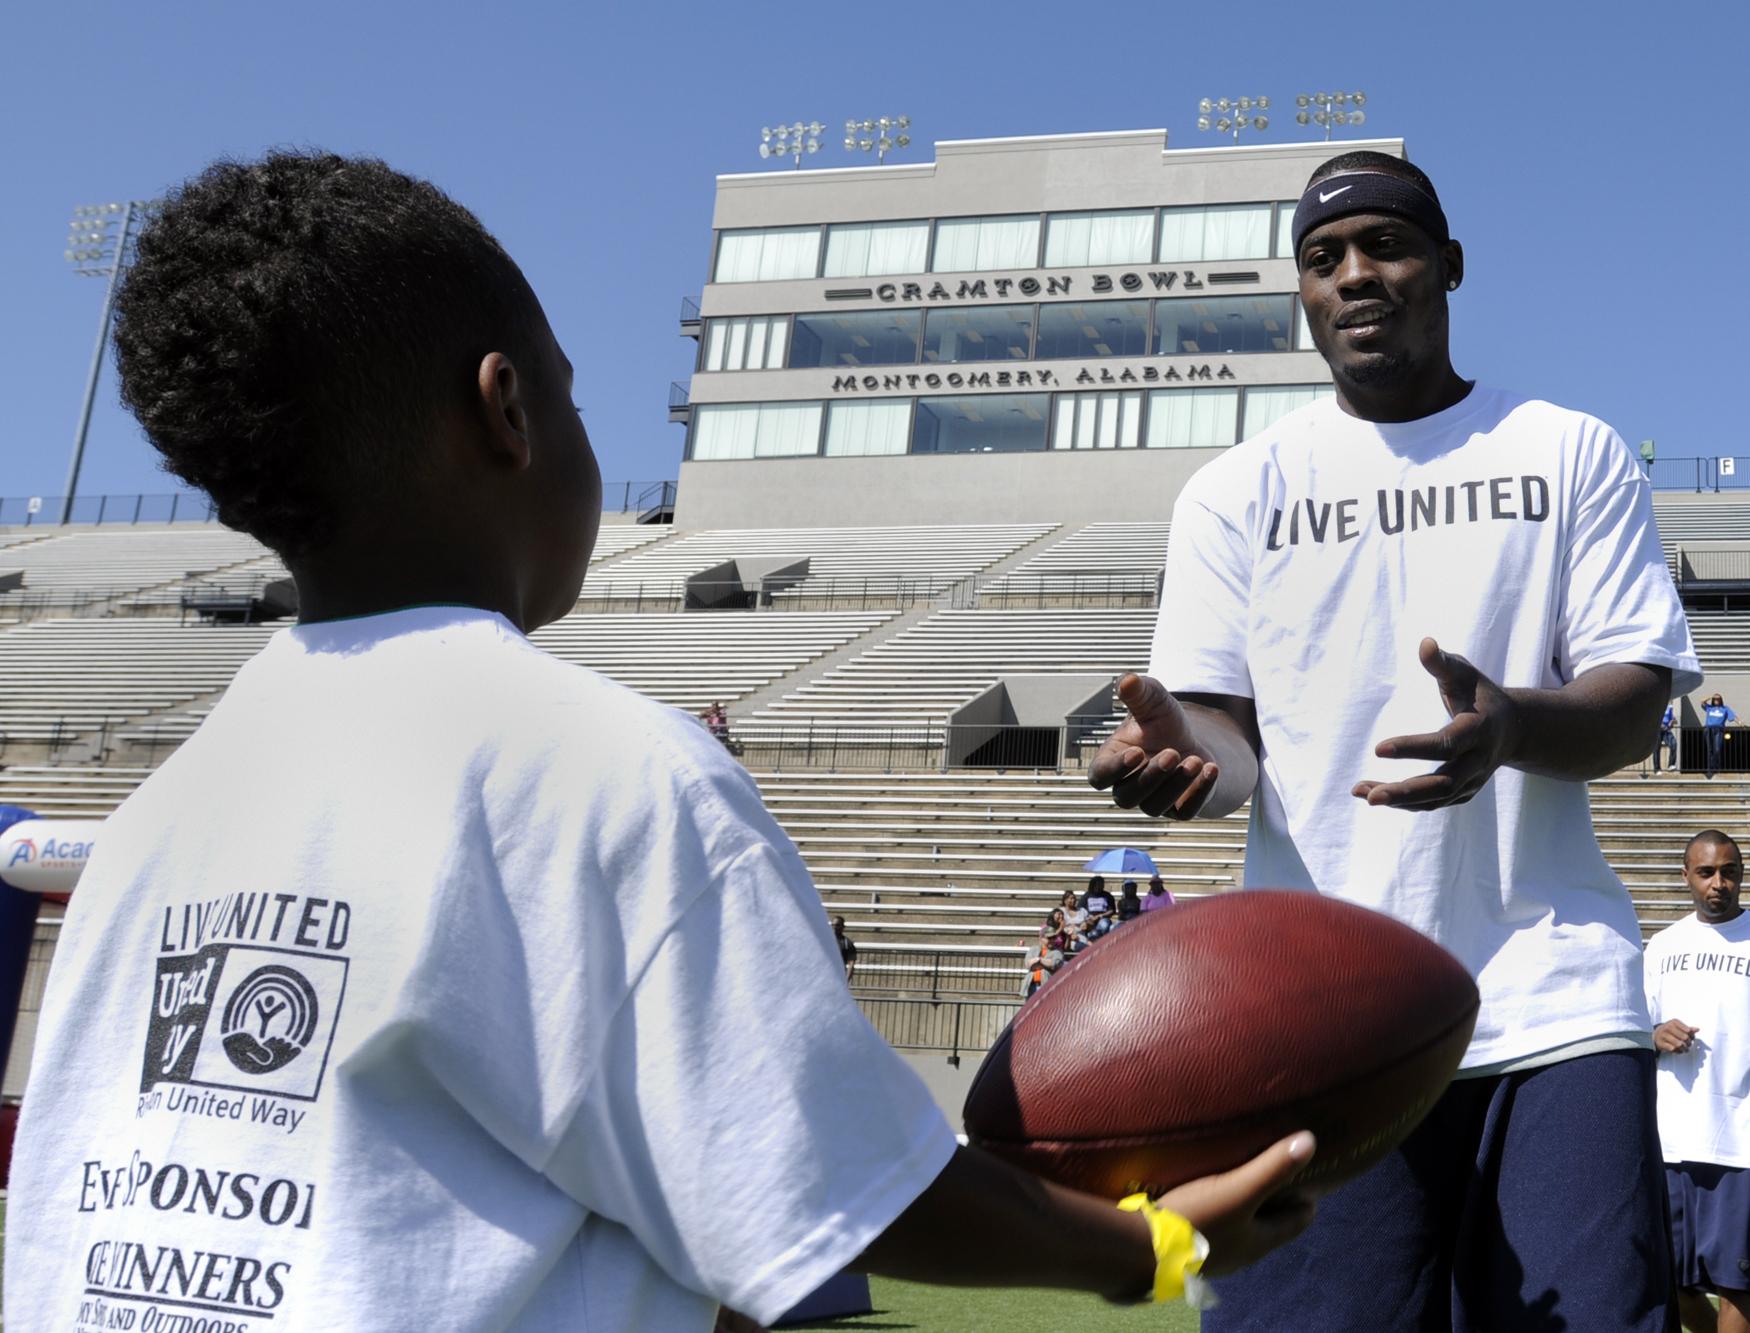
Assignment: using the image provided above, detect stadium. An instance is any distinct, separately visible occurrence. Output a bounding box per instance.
[4,125,1749,1330]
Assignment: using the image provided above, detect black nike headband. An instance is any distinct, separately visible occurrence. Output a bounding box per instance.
[1290,170,1450,262]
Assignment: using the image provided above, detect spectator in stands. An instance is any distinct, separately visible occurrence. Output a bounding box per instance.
[10,151,1324,1329]
[832,915,857,984]
[1059,888,1090,951]
[1655,703,1679,774]
[1092,149,1699,1331]
[1704,694,1737,779]
[1643,830,1750,1333]
[700,700,742,757]
[1082,875,1117,940]
[1022,936,1065,998]
[1116,879,1144,926]
[1141,875,1176,913]
[1038,907,1071,955]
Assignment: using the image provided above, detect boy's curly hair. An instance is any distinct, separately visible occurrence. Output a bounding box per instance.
[113,151,539,558]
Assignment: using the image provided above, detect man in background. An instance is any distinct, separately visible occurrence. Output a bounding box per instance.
[1645,830,1750,1333]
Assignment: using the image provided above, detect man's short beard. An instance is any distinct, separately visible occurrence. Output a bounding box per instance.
[1342,349,1417,387]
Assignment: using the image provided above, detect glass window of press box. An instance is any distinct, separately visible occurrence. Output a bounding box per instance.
[790,311,921,368]
[823,221,931,278]
[1053,391,1144,450]
[1035,301,1150,360]
[1243,384,1334,436]
[824,399,912,456]
[1158,205,1273,262]
[1156,295,1296,356]
[690,402,823,459]
[930,214,1041,273]
[912,394,1050,453]
[922,305,1034,363]
[702,316,790,372]
[1145,388,1240,449]
[714,226,822,283]
[1044,210,1155,268]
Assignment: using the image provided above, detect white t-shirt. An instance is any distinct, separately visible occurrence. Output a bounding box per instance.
[5,607,956,1331]
[1150,386,1701,1069]
[1644,911,1750,1167]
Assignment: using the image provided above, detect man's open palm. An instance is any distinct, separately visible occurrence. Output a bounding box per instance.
[1089,674,1221,820]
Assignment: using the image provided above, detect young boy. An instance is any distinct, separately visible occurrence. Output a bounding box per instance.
[3,152,1314,1330]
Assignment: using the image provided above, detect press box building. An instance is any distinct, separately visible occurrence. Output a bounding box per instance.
[670,128,1407,529]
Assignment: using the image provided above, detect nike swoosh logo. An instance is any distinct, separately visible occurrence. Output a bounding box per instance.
[1318,185,1353,203]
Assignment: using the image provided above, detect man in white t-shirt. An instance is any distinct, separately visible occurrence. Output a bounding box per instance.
[1646,830,1750,1333]
[3,152,1320,1331]
[1092,148,1700,1330]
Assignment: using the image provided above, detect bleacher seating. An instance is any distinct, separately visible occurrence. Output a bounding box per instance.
[6,763,1735,1003]
[0,620,276,746]
[746,608,1155,735]
[577,523,1056,604]
[589,522,674,563]
[982,522,1170,605]
[0,527,271,611]
[1684,610,1750,672]
[528,611,894,710]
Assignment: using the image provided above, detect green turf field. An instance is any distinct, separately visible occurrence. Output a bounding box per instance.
[785,1277,1199,1332]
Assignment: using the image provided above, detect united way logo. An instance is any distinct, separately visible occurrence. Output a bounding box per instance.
[220,964,320,1075]
[143,944,348,1102]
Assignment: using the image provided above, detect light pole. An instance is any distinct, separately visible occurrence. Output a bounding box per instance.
[844,116,912,164]
[61,199,157,524]
[1295,91,1367,140]
[758,122,825,168]
[1197,97,1270,144]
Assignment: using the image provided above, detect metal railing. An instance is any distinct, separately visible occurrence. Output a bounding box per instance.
[576,569,1161,613]
[855,996,1021,1064]
[851,948,1026,999]
[976,572,1162,607]
[0,492,217,527]
[680,295,701,324]
[1676,546,1750,587]
[0,484,673,528]
[1647,457,1750,492]
[729,718,1116,772]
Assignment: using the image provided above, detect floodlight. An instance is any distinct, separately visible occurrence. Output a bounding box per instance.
[1295,91,1369,139]
[1198,95,1275,143]
[843,113,915,162]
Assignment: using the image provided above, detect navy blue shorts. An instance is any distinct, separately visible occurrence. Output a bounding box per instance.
[1666,1161,1750,1293]
[1203,1049,1677,1332]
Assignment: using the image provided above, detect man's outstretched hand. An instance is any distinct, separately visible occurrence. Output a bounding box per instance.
[1089,674,1221,820]
[1353,638,1523,812]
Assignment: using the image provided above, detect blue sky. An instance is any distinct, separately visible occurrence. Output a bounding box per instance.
[1,0,1745,503]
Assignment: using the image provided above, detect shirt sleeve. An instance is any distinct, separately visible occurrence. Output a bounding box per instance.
[1149,490,1255,698]
[541,812,956,1325]
[1556,427,1702,694]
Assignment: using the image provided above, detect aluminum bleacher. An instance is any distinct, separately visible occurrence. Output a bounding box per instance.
[4,765,1730,1002]
[745,608,1155,737]
[0,619,276,747]
[0,526,272,614]
[577,523,1056,606]
[982,522,1170,605]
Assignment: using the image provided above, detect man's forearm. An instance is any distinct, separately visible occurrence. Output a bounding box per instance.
[1504,663,1670,781]
[856,1145,1154,1300]
[1179,699,1260,819]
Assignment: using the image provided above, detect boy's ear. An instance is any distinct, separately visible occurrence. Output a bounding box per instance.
[476,351,532,469]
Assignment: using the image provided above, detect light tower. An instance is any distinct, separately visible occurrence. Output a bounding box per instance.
[758,122,826,168]
[60,199,159,525]
[1197,96,1270,144]
[1295,91,1368,140]
[844,115,912,164]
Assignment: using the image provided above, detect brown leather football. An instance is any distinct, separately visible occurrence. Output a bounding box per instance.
[963,889,1478,1199]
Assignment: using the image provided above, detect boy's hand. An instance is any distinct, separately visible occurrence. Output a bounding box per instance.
[1157,1131,1318,1276]
[1654,1019,1699,1054]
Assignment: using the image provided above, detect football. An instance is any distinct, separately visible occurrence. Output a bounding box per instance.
[963,890,1479,1199]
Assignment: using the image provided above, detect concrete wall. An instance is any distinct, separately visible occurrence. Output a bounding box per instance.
[674,442,1218,528]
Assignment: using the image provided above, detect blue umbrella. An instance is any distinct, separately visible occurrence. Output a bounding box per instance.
[1081,847,1159,876]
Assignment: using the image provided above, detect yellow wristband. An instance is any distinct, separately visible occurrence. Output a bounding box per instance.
[1116,1193,1212,1307]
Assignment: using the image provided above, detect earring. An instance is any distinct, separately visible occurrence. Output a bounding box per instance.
[1447,279,1458,290]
